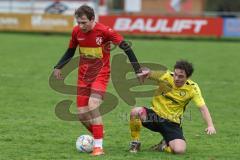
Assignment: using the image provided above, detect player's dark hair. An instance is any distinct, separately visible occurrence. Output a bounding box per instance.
[174,60,194,78]
[75,5,95,20]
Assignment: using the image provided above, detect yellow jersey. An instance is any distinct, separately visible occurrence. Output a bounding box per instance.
[149,70,205,124]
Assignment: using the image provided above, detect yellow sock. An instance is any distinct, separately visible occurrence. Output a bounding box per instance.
[129,118,142,141]
[164,146,173,153]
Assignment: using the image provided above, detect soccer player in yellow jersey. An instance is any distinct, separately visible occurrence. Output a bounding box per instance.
[129,60,216,154]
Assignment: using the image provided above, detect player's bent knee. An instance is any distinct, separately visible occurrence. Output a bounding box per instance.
[130,107,138,117]
[78,107,89,114]
[130,107,144,117]
[138,107,147,119]
[173,145,186,154]
[169,139,186,154]
[172,146,186,154]
[130,107,146,121]
[88,98,101,109]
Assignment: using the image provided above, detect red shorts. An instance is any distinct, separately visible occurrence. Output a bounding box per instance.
[76,75,110,107]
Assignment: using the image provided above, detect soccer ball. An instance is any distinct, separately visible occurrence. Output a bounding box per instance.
[76,135,94,153]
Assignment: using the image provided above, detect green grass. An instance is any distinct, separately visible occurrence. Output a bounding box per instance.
[0,32,240,160]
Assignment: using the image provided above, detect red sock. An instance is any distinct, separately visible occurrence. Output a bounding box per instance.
[91,125,103,139]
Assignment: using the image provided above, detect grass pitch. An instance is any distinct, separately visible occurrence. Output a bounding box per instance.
[0,32,240,160]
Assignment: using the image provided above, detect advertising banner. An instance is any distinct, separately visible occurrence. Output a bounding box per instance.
[99,15,223,37]
[30,14,74,32]
[223,18,240,37]
[0,13,74,32]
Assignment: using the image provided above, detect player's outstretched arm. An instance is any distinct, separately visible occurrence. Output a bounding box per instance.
[53,48,76,79]
[119,41,141,73]
[148,70,166,82]
[135,67,167,83]
[118,41,146,83]
[199,105,216,135]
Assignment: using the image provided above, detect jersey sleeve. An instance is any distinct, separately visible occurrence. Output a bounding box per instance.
[192,83,206,107]
[105,27,123,45]
[68,27,78,48]
[149,70,168,82]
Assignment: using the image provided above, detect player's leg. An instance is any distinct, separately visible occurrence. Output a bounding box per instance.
[89,76,109,156]
[137,108,186,154]
[88,93,104,156]
[88,93,103,124]
[77,85,92,133]
[129,107,147,153]
[168,139,186,154]
[159,121,186,154]
[130,107,147,141]
[77,106,92,132]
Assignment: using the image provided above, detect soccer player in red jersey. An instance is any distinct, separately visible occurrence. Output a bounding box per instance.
[53,5,143,156]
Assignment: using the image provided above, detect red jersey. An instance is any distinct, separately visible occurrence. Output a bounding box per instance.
[69,22,123,82]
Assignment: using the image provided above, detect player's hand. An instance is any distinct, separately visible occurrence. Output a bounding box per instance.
[205,126,216,135]
[54,68,63,80]
[136,67,150,84]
